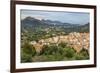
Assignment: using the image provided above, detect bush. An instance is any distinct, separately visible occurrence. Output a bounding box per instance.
[21,50,33,63]
[74,53,85,60]
[41,44,77,61]
[21,42,36,62]
[21,42,89,62]
[75,49,89,60]
[41,44,64,61]
[58,42,67,48]
[42,44,58,55]
[80,49,89,57]
[62,47,76,58]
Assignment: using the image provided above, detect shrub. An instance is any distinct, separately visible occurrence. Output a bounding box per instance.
[21,42,36,62]
[74,53,85,60]
[75,48,89,60]
[41,44,77,61]
[62,47,76,58]
[58,42,67,48]
[21,50,33,63]
[21,41,89,62]
[42,44,58,55]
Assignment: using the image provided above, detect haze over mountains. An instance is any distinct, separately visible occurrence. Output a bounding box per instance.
[21,16,89,33]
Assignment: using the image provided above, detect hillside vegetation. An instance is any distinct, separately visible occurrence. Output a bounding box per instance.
[21,17,89,63]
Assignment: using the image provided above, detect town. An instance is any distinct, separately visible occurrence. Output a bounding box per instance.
[30,32,89,54]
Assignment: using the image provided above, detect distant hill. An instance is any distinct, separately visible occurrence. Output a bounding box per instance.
[21,16,89,33]
[21,17,49,31]
[80,23,89,32]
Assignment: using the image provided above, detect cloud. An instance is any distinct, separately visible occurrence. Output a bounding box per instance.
[21,9,89,24]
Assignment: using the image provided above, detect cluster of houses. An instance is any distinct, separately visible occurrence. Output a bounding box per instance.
[30,32,89,53]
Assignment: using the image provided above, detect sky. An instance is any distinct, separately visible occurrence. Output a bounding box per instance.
[21,9,90,25]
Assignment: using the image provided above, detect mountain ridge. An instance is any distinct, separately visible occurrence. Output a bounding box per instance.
[21,16,89,33]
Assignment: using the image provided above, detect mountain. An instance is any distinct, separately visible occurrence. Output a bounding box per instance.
[41,19,63,25]
[21,16,89,33]
[21,17,49,29]
[21,16,73,27]
[80,23,89,32]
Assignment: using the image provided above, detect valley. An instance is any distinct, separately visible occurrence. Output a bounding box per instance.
[21,16,90,63]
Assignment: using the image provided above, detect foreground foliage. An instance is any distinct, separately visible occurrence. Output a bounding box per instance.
[21,42,89,63]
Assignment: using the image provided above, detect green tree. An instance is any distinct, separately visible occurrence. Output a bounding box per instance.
[21,42,36,62]
[62,47,76,58]
[75,48,89,60]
